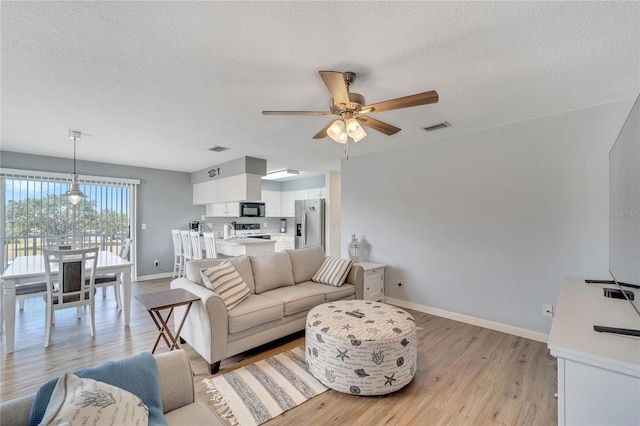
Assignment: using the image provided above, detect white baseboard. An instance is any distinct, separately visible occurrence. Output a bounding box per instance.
[136,272,173,281]
[384,296,549,343]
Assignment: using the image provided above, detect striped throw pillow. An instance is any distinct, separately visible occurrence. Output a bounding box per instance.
[201,262,251,310]
[312,257,354,287]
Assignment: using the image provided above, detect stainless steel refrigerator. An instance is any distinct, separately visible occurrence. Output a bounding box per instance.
[295,199,325,249]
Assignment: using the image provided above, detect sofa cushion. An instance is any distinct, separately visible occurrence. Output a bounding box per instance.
[40,373,149,426]
[312,257,354,287]
[260,286,325,316]
[297,281,356,301]
[227,294,283,334]
[29,352,166,426]
[201,262,251,311]
[186,256,255,292]
[284,246,326,283]
[250,252,295,294]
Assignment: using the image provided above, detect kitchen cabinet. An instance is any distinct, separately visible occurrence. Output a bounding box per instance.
[208,202,239,217]
[273,235,295,252]
[281,191,295,217]
[262,190,282,217]
[193,174,262,205]
[308,187,326,199]
[358,262,385,301]
[293,187,326,201]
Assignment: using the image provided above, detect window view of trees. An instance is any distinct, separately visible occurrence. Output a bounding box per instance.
[3,178,131,266]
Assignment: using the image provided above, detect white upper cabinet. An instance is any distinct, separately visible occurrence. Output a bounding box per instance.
[281,191,295,217]
[308,187,326,199]
[294,190,309,200]
[207,202,239,217]
[263,190,282,217]
[193,174,262,205]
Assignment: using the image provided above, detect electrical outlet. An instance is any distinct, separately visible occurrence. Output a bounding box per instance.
[542,304,554,317]
[398,279,403,287]
[154,259,159,266]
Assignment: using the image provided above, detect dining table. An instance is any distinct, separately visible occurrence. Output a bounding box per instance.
[1,250,133,353]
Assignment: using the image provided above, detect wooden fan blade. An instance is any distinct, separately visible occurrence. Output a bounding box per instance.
[319,71,350,107]
[262,110,333,116]
[358,116,401,135]
[312,121,333,139]
[363,90,439,113]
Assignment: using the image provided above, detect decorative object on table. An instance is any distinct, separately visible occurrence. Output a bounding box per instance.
[203,346,327,426]
[305,300,417,396]
[65,130,84,205]
[347,234,361,263]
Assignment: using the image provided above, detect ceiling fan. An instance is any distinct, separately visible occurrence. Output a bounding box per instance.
[262,70,439,144]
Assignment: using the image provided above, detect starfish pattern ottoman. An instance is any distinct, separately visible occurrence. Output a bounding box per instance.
[305,300,417,395]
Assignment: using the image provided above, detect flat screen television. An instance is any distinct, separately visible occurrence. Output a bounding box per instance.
[602,94,640,335]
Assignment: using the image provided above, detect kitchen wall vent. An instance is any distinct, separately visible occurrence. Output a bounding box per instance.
[208,145,229,152]
[423,122,451,132]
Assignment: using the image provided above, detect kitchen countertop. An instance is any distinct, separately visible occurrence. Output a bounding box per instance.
[216,238,275,245]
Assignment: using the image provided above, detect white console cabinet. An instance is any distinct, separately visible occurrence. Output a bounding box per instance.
[548,276,640,426]
[357,262,385,302]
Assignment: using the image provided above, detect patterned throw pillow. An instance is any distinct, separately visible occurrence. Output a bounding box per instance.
[312,257,354,287]
[39,373,149,425]
[201,262,251,310]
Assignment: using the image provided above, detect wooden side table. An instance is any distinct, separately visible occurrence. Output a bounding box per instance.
[135,288,200,353]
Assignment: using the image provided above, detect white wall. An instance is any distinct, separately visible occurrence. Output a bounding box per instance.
[341,98,636,335]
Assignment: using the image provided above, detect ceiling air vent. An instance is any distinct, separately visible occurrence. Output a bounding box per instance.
[208,145,229,152]
[423,122,451,132]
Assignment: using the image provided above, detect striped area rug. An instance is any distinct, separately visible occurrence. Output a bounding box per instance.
[203,346,328,426]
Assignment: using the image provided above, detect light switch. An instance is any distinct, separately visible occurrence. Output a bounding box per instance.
[141,223,147,230]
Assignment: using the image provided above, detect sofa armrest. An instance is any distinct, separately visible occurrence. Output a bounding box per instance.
[0,393,34,425]
[170,278,229,367]
[346,264,364,300]
[155,350,194,413]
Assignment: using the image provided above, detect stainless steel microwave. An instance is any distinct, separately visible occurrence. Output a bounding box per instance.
[240,202,265,217]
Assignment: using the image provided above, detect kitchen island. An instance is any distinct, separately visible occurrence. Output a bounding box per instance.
[215,238,276,256]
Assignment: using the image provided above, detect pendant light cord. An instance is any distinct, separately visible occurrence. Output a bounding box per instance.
[73,137,77,174]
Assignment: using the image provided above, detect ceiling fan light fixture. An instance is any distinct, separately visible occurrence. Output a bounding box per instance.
[346,118,366,142]
[327,119,348,144]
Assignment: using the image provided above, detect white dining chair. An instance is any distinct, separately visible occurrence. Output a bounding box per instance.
[189,231,203,260]
[17,235,85,310]
[95,238,132,310]
[43,247,99,348]
[202,232,218,258]
[179,230,193,265]
[171,229,184,277]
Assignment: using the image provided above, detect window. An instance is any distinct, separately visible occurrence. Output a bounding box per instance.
[1,169,139,270]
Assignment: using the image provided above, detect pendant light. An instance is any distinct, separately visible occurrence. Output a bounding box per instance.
[66,130,84,205]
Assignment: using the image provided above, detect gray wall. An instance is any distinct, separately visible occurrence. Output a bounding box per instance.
[0,151,203,278]
[341,97,636,335]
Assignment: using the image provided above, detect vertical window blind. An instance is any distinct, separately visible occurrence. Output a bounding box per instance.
[1,168,139,270]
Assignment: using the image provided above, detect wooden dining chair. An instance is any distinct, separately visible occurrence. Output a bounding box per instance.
[43,247,99,348]
[189,231,203,260]
[171,229,184,278]
[95,238,132,310]
[202,232,218,258]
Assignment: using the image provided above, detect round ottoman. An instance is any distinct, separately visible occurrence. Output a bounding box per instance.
[305,300,417,396]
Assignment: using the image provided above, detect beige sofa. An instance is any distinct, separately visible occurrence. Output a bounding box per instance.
[0,350,224,425]
[170,246,364,374]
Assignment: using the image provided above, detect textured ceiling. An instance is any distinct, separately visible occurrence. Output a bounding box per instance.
[2,1,639,174]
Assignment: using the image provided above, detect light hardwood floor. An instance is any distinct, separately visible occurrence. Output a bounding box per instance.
[1,278,558,425]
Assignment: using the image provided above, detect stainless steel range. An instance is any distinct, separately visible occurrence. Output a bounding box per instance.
[234,223,271,239]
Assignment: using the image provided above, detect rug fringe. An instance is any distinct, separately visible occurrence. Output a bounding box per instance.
[203,379,239,425]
